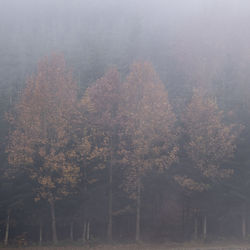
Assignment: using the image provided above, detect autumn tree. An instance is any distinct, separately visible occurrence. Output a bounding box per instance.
[72,91,111,242]
[85,68,123,241]
[7,54,80,244]
[120,62,178,242]
[175,88,241,240]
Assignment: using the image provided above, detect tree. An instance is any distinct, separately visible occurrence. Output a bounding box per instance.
[120,62,178,242]
[85,68,123,241]
[177,88,239,189]
[7,54,80,244]
[175,88,241,240]
[72,91,110,242]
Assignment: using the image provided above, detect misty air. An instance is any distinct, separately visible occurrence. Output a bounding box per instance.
[0,1,250,249]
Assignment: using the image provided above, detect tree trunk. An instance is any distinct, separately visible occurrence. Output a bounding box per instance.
[70,221,74,241]
[242,203,247,239]
[194,215,198,241]
[107,151,113,241]
[83,221,87,242]
[83,163,88,243]
[182,198,186,241]
[203,215,207,240]
[182,198,190,241]
[135,179,141,242]
[83,220,90,241]
[39,219,43,246]
[4,210,10,247]
[184,198,190,241]
[86,221,90,241]
[242,216,246,239]
[49,199,58,244]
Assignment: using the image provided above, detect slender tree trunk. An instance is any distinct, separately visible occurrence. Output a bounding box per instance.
[83,221,87,242]
[182,199,186,241]
[203,215,207,240]
[83,220,90,241]
[242,203,247,239]
[135,179,141,242]
[39,219,43,246]
[185,199,190,240]
[4,210,10,247]
[83,163,87,243]
[194,215,198,241]
[70,221,74,241]
[107,151,113,241]
[86,221,90,241]
[242,216,246,239]
[49,199,58,244]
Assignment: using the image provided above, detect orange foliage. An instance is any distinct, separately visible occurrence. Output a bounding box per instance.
[177,88,241,191]
[120,62,178,197]
[7,54,80,202]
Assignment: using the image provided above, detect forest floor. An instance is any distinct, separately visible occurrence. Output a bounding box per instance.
[3,242,250,250]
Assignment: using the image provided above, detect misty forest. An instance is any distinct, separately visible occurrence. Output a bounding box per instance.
[1,0,250,248]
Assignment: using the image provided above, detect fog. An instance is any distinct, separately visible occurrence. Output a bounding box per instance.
[1,0,250,247]
[1,0,250,97]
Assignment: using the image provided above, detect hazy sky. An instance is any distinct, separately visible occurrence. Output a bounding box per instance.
[1,0,250,91]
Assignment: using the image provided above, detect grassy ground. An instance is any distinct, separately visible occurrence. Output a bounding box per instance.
[3,242,250,250]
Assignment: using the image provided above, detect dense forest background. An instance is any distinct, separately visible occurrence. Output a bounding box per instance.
[1,0,250,246]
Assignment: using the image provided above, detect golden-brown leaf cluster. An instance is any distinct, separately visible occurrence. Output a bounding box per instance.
[7,54,80,201]
[7,56,240,203]
[176,88,241,191]
[120,62,178,197]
